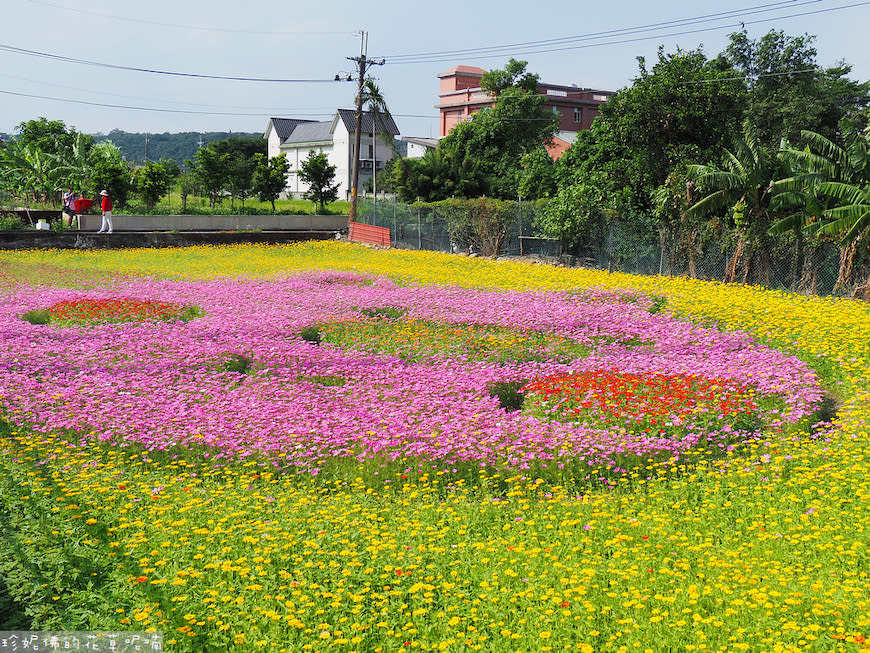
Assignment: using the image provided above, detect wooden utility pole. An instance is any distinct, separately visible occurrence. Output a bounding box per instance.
[347,31,383,223]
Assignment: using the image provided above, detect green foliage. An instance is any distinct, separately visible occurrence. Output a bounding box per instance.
[688,120,781,283]
[480,57,539,95]
[15,117,92,158]
[536,173,610,252]
[590,47,746,213]
[486,379,528,412]
[88,144,132,207]
[393,149,483,203]
[299,150,339,213]
[219,352,254,375]
[95,130,261,166]
[209,138,265,209]
[439,84,558,199]
[189,147,229,208]
[299,326,322,345]
[517,147,558,200]
[360,306,406,319]
[433,197,518,257]
[21,308,51,325]
[0,214,23,230]
[252,153,290,211]
[725,30,869,146]
[133,161,172,209]
[394,60,557,201]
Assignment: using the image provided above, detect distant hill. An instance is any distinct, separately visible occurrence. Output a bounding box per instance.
[93,130,263,166]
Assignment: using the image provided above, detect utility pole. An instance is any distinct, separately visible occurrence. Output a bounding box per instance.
[144,133,149,163]
[347,31,384,223]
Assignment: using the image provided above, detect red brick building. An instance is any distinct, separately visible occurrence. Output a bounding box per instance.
[436,65,614,158]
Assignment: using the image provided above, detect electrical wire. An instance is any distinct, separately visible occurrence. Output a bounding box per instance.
[0,88,441,121]
[24,0,358,37]
[0,89,336,117]
[0,71,344,113]
[0,43,351,83]
[378,0,816,61]
[378,1,870,64]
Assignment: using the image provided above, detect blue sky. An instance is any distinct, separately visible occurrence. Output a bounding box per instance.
[2,0,868,138]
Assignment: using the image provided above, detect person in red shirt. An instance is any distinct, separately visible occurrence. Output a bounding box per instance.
[98,189,113,234]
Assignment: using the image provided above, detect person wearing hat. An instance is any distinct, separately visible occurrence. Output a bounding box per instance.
[98,189,113,234]
[62,187,78,227]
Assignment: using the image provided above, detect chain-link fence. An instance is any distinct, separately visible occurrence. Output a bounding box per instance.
[354,197,868,297]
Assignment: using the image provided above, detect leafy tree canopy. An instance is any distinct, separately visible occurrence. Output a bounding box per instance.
[724,30,869,145]
[299,150,339,213]
[480,57,540,96]
[253,154,290,212]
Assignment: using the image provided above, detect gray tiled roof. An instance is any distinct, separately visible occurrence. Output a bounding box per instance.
[336,109,400,136]
[268,117,317,142]
[284,121,333,144]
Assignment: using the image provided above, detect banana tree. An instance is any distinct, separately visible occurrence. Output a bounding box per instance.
[688,121,779,284]
[774,121,870,291]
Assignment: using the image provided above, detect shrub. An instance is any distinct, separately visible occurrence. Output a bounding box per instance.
[300,326,322,345]
[298,374,346,386]
[0,215,23,230]
[487,379,528,412]
[219,353,254,375]
[360,306,406,320]
[648,295,668,314]
[21,309,51,325]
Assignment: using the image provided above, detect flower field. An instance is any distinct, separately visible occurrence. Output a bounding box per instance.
[0,242,869,652]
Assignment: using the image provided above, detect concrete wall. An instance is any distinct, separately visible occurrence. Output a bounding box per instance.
[0,230,341,251]
[78,214,348,232]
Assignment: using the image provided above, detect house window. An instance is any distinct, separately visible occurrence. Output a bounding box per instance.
[368,144,373,158]
[574,107,583,123]
[552,106,559,115]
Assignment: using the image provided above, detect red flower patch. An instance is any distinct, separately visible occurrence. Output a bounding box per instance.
[46,297,198,326]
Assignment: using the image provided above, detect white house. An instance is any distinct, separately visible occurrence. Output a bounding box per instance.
[264,110,400,200]
[396,136,438,159]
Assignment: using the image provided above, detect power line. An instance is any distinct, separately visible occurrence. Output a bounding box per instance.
[377,1,870,64]
[0,89,335,117]
[0,87,440,121]
[0,71,344,113]
[24,0,357,36]
[0,43,350,83]
[378,0,813,61]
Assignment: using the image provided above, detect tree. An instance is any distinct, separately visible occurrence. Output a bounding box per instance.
[133,161,172,209]
[189,147,229,208]
[437,60,558,199]
[299,150,339,213]
[178,172,198,211]
[0,139,62,203]
[517,147,557,200]
[590,47,747,213]
[536,174,609,253]
[393,149,484,203]
[16,117,91,158]
[210,137,265,208]
[252,153,290,211]
[688,121,781,284]
[58,132,98,191]
[349,81,396,221]
[437,197,517,257]
[724,30,869,146]
[480,57,539,95]
[88,142,131,207]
